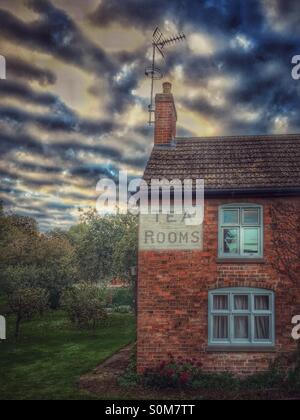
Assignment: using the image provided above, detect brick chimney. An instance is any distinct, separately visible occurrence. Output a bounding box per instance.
[154,82,177,145]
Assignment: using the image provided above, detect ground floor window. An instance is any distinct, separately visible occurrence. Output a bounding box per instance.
[208,288,275,347]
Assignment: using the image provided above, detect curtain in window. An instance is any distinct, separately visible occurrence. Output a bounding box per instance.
[255,295,269,310]
[213,295,228,310]
[234,295,248,310]
[213,316,228,339]
[255,316,270,339]
[234,316,248,339]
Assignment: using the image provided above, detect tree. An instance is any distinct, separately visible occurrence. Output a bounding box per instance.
[0,211,78,308]
[61,282,107,328]
[8,287,49,339]
[69,210,138,285]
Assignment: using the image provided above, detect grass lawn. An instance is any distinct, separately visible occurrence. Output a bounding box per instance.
[0,310,136,400]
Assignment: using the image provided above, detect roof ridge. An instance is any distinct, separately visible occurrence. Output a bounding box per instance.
[175,133,300,141]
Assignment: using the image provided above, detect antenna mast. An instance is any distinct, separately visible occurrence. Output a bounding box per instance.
[145,27,186,125]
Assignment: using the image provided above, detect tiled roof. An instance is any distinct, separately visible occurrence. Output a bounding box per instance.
[143,134,300,194]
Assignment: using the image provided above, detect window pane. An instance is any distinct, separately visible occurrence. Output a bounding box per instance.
[243,208,259,225]
[234,295,248,310]
[223,209,239,224]
[234,316,249,339]
[255,295,270,311]
[255,316,270,340]
[243,228,259,254]
[213,316,228,339]
[213,295,228,310]
[223,228,239,254]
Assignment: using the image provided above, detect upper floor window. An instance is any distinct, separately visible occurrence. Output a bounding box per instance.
[208,288,275,347]
[218,204,263,258]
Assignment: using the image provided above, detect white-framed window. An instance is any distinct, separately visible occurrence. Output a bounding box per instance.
[218,204,263,258]
[208,288,275,347]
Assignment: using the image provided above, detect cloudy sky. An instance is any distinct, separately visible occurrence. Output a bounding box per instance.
[0,0,300,230]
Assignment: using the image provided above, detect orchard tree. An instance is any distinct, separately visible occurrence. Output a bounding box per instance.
[69,210,138,285]
[61,282,107,328]
[0,211,78,308]
[8,287,49,339]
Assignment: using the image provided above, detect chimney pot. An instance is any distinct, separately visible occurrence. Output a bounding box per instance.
[163,82,172,94]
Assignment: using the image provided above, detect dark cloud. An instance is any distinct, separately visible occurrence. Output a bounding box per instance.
[182,97,226,119]
[91,0,265,34]
[6,56,56,85]
[0,0,115,76]
[0,80,61,107]
[69,162,120,186]
[0,105,116,135]
[0,130,44,154]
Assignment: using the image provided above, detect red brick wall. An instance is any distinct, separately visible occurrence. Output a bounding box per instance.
[154,83,177,145]
[137,196,300,376]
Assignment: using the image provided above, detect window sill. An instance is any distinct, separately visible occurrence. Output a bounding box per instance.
[216,258,265,264]
[206,346,276,353]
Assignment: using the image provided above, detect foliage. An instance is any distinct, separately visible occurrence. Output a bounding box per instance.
[8,287,49,338]
[130,352,300,393]
[0,205,138,314]
[69,210,138,285]
[118,347,139,388]
[239,369,285,391]
[0,212,78,309]
[286,342,300,391]
[142,355,203,389]
[192,372,239,392]
[61,282,107,328]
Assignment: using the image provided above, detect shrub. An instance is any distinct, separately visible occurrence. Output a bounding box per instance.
[121,351,300,397]
[118,349,139,388]
[61,282,107,328]
[240,368,284,391]
[192,372,238,392]
[286,343,300,391]
[142,355,203,389]
[8,287,49,339]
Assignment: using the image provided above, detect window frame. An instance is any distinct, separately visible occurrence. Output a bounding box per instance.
[208,288,275,348]
[218,204,264,259]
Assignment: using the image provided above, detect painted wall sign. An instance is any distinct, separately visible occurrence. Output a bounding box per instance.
[139,213,203,251]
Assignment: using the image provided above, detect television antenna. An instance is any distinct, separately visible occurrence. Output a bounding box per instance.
[145,27,186,125]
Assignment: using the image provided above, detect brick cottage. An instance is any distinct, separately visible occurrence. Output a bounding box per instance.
[137,82,300,376]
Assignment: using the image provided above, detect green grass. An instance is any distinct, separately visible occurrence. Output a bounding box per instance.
[0,311,136,400]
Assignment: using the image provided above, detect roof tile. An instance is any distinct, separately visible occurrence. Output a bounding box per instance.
[143,134,300,192]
